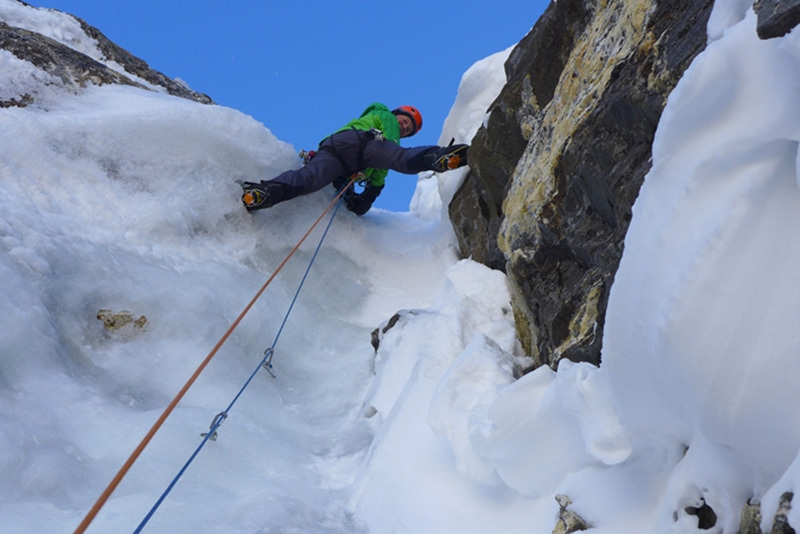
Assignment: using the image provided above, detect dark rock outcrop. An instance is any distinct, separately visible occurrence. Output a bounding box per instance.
[738,493,796,534]
[769,493,797,534]
[0,22,143,102]
[685,498,718,530]
[755,0,800,39]
[450,0,714,368]
[0,3,211,107]
[740,500,765,534]
[73,18,212,104]
[449,0,593,272]
[553,494,590,534]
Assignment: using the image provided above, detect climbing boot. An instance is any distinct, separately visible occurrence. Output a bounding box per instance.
[241,181,302,211]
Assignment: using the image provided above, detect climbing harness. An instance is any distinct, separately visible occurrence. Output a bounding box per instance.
[317,127,379,177]
[74,175,358,534]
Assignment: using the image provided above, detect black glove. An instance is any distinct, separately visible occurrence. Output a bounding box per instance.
[344,184,384,216]
[424,143,469,172]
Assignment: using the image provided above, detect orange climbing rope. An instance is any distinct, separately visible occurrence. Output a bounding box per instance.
[74,178,357,534]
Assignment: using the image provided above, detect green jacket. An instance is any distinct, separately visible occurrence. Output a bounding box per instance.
[333,102,401,187]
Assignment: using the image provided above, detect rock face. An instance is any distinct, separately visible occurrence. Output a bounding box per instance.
[74,18,212,104]
[738,493,796,534]
[755,0,800,39]
[0,3,211,107]
[450,0,714,368]
[450,0,593,273]
[453,0,800,370]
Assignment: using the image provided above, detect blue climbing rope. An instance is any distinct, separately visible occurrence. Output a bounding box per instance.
[134,199,345,533]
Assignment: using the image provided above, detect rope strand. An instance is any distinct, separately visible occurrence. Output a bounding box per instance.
[133,199,344,532]
[74,178,356,534]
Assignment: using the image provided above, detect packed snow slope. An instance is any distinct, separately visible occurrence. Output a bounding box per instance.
[3,0,800,533]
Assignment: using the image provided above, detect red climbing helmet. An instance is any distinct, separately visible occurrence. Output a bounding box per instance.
[392,105,422,135]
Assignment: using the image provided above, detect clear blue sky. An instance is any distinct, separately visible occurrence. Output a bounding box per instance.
[28,1,549,211]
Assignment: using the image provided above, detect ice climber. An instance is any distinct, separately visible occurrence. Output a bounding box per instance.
[241,103,470,215]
